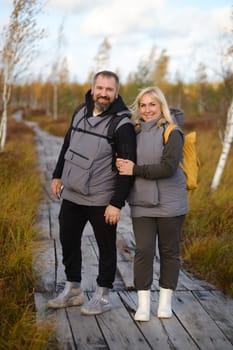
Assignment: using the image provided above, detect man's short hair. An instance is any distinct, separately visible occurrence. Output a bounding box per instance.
[92,70,120,89]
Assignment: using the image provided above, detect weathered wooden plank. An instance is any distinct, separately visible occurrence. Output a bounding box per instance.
[66,294,108,349]
[172,291,233,350]
[193,290,233,344]
[117,204,133,229]
[116,204,135,289]
[49,201,61,241]
[119,291,173,350]
[178,269,217,291]
[151,257,160,291]
[34,292,51,320]
[34,201,51,240]
[55,244,67,287]
[33,239,56,293]
[91,291,152,350]
[49,201,67,288]
[53,309,76,350]
[81,233,99,292]
[116,234,134,290]
[151,291,201,350]
[121,291,200,350]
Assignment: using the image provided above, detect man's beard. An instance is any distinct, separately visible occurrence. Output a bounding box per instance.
[94,101,111,112]
[94,96,113,112]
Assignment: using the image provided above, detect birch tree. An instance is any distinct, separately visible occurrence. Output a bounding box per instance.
[211,7,233,190]
[196,63,207,115]
[129,46,169,87]
[0,0,44,152]
[211,100,233,190]
[94,38,111,73]
[51,19,66,120]
[87,37,112,83]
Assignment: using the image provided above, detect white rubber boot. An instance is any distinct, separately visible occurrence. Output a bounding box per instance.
[157,287,173,318]
[134,290,150,321]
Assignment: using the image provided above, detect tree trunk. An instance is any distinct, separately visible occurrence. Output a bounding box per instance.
[211,100,233,190]
[53,82,58,120]
[0,64,10,152]
[0,109,7,152]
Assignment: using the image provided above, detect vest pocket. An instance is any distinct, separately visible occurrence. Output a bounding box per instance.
[62,148,93,195]
[128,178,159,207]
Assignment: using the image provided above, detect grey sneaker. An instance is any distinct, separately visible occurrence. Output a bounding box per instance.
[47,281,84,309]
[81,286,111,315]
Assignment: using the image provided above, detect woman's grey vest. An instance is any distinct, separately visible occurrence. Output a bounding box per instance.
[128,119,189,218]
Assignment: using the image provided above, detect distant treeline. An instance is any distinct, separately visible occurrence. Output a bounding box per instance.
[1,75,233,128]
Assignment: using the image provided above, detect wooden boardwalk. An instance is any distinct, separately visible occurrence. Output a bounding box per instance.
[28,120,233,350]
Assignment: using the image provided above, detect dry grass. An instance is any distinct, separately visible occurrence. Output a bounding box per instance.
[25,114,70,137]
[0,118,56,350]
[182,127,233,297]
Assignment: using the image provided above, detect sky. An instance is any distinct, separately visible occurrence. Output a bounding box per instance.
[0,0,232,84]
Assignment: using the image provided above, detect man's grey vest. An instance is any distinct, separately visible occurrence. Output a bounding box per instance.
[61,107,131,206]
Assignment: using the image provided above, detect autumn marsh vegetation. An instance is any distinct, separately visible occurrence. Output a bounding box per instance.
[182,127,233,296]
[0,119,56,350]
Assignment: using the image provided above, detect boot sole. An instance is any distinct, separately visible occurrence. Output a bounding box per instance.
[81,305,111,316]
[157,311,172,318]
[47,294,84,309]
[134,314,150,321]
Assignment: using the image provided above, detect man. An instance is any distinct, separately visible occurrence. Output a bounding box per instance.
[47,70,136,315]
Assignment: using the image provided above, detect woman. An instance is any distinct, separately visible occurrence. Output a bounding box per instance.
[117,87,189,321]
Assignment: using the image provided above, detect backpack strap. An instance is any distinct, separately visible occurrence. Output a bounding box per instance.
[107,114,129,142]
[71,111,129,171]
[106,114,130,170]
[162,123,179,144]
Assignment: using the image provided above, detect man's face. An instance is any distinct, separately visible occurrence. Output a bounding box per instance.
[91,75,119,112]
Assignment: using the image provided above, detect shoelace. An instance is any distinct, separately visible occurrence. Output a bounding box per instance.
[88,296,109,305]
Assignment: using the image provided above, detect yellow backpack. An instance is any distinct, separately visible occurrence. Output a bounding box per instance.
[163,124,200,190]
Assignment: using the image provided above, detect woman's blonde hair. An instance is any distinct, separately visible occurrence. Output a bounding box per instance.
[131,86,174,127]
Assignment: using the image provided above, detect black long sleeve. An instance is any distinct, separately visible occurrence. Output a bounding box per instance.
[109,123,137,208]
[52,126,72,179]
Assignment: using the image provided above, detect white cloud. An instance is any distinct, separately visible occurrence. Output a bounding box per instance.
[1,0,231,83]
[46,0,233,82]
[81,0,165,37]
[47,0,94,13]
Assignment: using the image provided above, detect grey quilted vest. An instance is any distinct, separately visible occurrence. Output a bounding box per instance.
[61,107,131,206]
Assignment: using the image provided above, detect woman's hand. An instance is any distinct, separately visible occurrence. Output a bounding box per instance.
[116,158,134,175]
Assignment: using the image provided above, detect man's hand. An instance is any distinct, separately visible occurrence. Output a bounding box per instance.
[104,204,120,225]
[51,178,62,199]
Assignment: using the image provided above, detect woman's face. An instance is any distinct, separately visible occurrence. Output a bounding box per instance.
[139,93,162,122]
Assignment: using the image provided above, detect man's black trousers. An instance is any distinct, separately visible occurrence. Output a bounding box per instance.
[58,199,117,289]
